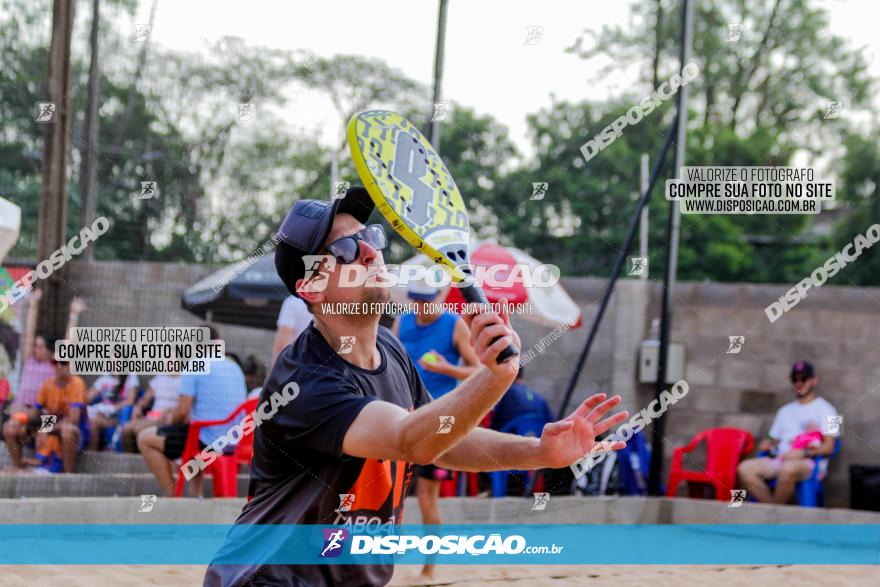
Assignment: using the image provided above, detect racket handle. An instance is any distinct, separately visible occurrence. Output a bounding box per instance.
[458,284,519,364]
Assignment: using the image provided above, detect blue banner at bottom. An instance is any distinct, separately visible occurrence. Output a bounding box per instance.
[0,525,877,565]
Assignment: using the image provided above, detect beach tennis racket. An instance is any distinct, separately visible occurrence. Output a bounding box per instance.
[347,109,518,364]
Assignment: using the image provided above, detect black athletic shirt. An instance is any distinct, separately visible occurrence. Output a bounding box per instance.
[204,324,431,587]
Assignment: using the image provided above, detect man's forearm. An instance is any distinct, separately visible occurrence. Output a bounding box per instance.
[435,427,542,472]
[397,366,513,464]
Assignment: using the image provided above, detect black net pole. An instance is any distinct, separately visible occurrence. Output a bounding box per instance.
[647,0,695,496]
[556,111,679,420]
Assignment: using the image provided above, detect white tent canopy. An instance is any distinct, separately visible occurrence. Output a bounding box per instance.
[0,197,21,264]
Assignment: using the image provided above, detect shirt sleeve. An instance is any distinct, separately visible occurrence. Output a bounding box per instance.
[819,401,839,431]
[263,368,376,457]
[179,374,198,398]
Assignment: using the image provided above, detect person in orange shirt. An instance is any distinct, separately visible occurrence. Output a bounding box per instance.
[5,356,89,473]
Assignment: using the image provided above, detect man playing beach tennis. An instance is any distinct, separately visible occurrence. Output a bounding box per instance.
[204,187,628,587]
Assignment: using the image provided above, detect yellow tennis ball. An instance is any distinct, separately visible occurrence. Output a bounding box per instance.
[422,352,438,364]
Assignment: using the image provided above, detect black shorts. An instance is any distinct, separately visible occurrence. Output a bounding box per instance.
[416,464,453,481]
[156,424,205,460]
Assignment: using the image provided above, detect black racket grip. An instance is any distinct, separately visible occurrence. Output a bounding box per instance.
[458,284,519,364]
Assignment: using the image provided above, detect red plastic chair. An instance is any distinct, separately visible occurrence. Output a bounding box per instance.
[666,427,754,500]
[175,398,259,498]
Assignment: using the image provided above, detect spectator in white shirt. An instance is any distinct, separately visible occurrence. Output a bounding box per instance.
[271,295,312,362]
[737,361,840,504]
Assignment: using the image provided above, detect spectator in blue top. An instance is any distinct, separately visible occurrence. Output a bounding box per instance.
[137,324,247,496]
[392,275,479,582]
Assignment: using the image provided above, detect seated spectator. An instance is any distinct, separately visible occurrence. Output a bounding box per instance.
[3,353,88,473]
[120,371,181,453]
[242,354,266,399]
[11,292,84,412]
[137,324,247,496]
[86,372,139,451]
[489,366,554,432]
[737,361,839,504]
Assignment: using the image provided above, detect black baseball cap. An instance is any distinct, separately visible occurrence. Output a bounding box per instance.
[274,187,375,297]
[790,360,815,380]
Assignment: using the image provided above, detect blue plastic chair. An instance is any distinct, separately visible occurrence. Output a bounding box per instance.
[794,438,841,507]
[759,438,841,507]
[489,415,547,497]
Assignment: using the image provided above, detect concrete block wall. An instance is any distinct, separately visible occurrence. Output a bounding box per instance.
[61,261,880,507]
[644,280,880,508]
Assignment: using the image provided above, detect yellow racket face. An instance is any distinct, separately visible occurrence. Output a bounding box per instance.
[347,110,470,282]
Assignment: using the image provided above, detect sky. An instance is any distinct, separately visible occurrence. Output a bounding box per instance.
[129,0,879,159]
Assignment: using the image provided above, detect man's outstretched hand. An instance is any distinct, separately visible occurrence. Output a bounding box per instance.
[535,393,629,469]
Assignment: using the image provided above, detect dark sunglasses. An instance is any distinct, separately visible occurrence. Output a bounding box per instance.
[791,376,808,384]
[323,224,388,264]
